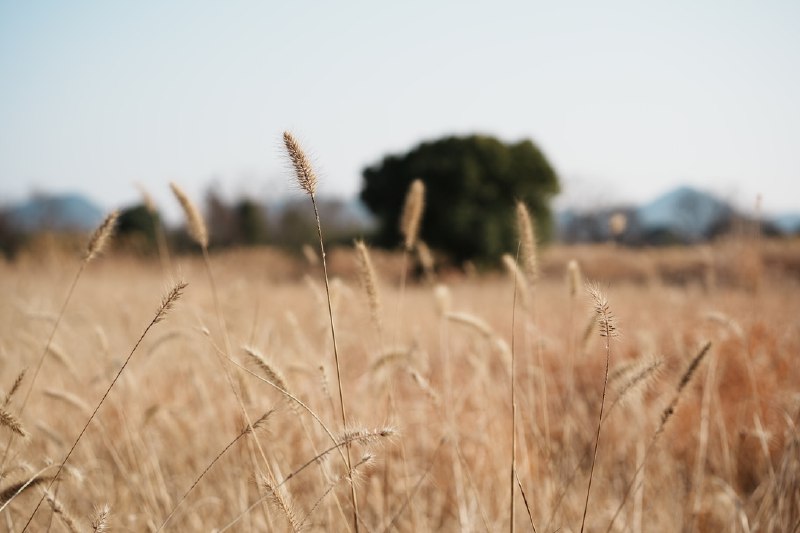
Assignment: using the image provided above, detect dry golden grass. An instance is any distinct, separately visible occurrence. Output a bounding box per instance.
[1,238,799,531]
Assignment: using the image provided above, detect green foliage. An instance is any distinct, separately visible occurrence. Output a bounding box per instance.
[117,204,159,253]
[235,199,269,245]
[360,134,560,263]
[0,210,27,259]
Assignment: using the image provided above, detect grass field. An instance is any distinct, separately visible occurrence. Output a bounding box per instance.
[1,230,799,532]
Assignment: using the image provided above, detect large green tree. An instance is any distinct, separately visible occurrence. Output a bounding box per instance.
[360,134,560,263]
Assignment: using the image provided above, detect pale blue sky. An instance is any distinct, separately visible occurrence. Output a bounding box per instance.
[1,1,799,218]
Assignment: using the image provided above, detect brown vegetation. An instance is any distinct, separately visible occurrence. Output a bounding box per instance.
[1,204,799,531]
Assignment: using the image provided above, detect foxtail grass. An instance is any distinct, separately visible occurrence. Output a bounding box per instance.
[3,370,26,409]
[169,183,208,248]
[90,504,111,533]
[515,202,538,286]
[580,283,618,533]
[284,131,360,532]
[354,240,383,336]
[400,179,425,252]
[0,408,26,438]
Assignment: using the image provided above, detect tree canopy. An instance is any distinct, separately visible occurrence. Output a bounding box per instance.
[360,134,560,263]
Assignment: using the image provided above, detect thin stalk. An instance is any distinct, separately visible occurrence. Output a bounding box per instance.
[580,320,612,532]
[21,282,186,531]
[200,247,275,482]
[217,429,390,533]
[155,410,273,532]
[310,196,359,533]
[0,262,84,472]
[383,437,446,533]
[604,342,712,533]
[510,245,520,533]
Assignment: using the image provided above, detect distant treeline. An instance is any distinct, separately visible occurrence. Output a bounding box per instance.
[0,191,374,259]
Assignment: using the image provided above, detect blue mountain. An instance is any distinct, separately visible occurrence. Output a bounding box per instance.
[771,214,800,235]
[636,186,732,240]
[4,193,104,232]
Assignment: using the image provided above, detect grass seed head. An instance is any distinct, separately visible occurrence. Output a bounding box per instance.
[354,240,382,331]
[154,281,188,325]
[588,282,618,338]
[170,183,208,248]
[515,201,538,285]
[567,259,582,298]
[283,131,318,196]
[400,179,425,250]
[85,210,119,262]
[0,407,27,438]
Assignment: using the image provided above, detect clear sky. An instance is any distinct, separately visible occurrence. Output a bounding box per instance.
[1,1,799,218]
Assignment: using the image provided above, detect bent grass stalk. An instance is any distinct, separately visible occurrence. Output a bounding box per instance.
[169,182,275,487]
[1,211,119,472]
[155,409,275,532]
[299,453,375,529]
[218,428,395,532]
[21,281,187,531]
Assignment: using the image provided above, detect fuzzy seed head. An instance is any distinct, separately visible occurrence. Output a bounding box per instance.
[283,131,318,196]
[588,283,618,338]
[338,426,397,447]
[170,183,208,248]
[515,202,538,285]
[400,179,425,250]
[3,369,26,407]
[677,342,712,393]
[154,281,187,325]
[91,504,111,533]
[612,357,663,407]
[243,347,291,396]
[85,211,119,262]
[0,407,27,438]
[567,259,582,298]
[259,477,300,532]
[243,408,277,435]
[44,489,80,533]
[354,240,382,331]
[0,475,50,507]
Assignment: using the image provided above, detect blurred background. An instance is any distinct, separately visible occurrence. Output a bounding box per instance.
[1,1,799,260]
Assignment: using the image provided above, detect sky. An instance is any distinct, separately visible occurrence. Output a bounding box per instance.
[1,1,799,220]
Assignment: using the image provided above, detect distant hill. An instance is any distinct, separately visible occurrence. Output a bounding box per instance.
[772,214,800,235]
[636,186,733,242]
[2,193,104,232]
[557,185,800,244]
